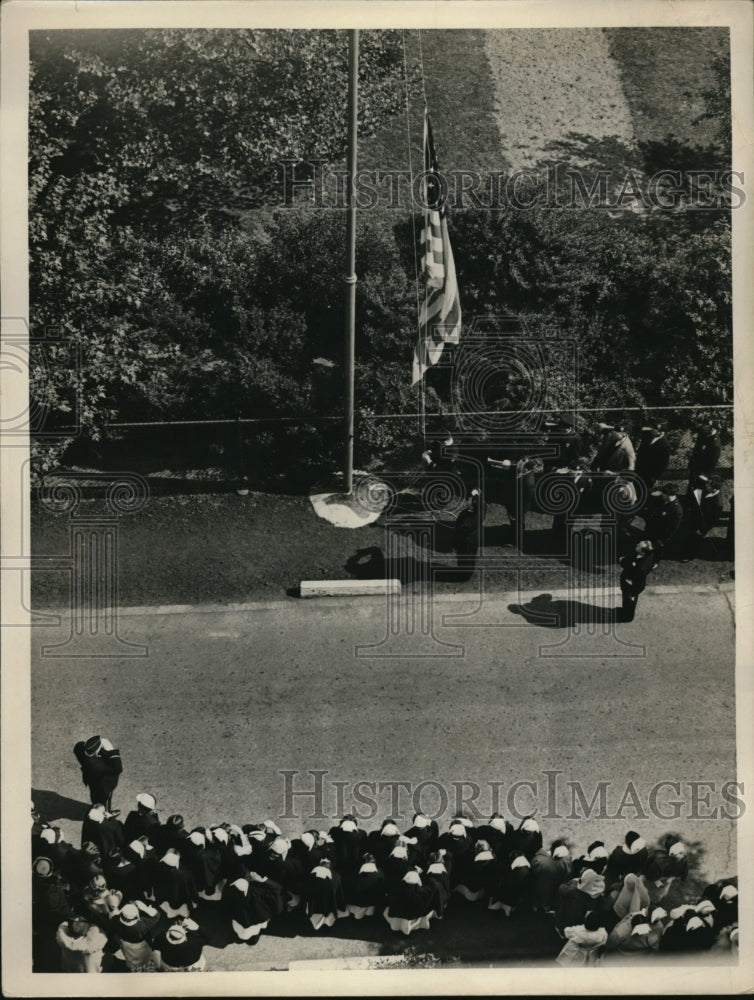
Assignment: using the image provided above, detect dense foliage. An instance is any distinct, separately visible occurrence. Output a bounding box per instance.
[28,29,732,483]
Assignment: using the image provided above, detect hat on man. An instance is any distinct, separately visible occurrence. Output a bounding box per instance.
[119,903,140,926]
[83,735,102,756]
[269,837,289,857]
[33,857,53,878]
[166,924,188,945]
[135,792,156,811]
[127,839,146,859]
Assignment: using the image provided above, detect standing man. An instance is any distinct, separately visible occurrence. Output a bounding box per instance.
[688,422,721,487]
[618,540,657,623]
[635,423,672,491]
[453,488,484,582]
[542,414,583,471]
[73,735,123,811]
[642,485,684,562]
[592,423,636,474]
[682,475,723,562]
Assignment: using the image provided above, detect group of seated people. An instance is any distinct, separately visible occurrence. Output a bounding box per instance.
[32,795,738,972]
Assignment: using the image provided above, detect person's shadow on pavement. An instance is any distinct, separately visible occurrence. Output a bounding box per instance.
[508,593,617,629]
[32,788,90,823]
[343,545,458,586]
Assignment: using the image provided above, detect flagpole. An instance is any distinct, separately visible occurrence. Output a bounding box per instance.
[420,352,426,442]
[343,29,359,494]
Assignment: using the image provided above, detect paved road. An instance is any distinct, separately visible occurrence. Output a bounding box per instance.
[30,584,738,970]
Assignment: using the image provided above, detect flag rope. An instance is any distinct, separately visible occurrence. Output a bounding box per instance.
[417,28,428,109]
[402,31,426,444]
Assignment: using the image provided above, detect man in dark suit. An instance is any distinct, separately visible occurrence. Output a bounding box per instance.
[124,793,160,843]
[635,424,672,490]
[688,422,721,487]
[682,474,723,562]
[542,415,583,471]
[73,735,123,810]
[618,540,657,622]
[642,485,683,561]
[452,488,484,581]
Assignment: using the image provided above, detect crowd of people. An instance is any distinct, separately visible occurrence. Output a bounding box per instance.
[420,418,731,620]
[31,738,739,972]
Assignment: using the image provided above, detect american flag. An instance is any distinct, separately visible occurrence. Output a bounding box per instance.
[411,109,462,385]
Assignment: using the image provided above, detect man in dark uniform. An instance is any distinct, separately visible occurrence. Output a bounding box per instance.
[642,485,683,562]
[124,793,160,843]
[635,423,672,491]
[547,464,592,549]
[452,488,484,581]
[73,735,123,811]
[682,474,723,562]
[618,540,657,622]
[542,414,583,471]
[486,433,540,543]
[421,431,460,477]
[688,422,721,487]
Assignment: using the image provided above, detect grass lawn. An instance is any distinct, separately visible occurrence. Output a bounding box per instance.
[30,474,733,608]
[361,29,507,179]
[606,27,728,150]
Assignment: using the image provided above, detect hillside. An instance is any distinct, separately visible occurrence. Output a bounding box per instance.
[361,26,728,180]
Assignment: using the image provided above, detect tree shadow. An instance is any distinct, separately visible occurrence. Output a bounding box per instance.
[533,132,727,180]
[508,593,617,629]
[32,788,89,823]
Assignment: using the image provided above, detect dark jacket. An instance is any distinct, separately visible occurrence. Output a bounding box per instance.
[222,875,284,928]
[73,741,122,803]
[385,877,440,920]
[327,826,368,881]
[644,497,683,546]
[124,809,161,844]
[148,862,198,910]
[619,549,656,597]
[645,846,688,882]
[153,925,204,968]
[688,432,721,481]
[605,843,649,885]
[529,849,572,909]
[80,815,126,856]
[344,864,386,909]
[687,485,723,535]
[544,425,584,470]
[303,869,346,918]
[636,433,672,484]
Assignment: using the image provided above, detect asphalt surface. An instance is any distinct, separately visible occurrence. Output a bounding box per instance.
[30,584,738,971]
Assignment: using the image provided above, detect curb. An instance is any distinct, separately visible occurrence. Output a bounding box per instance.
[300,579,401,598]
[33,581,735,620]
